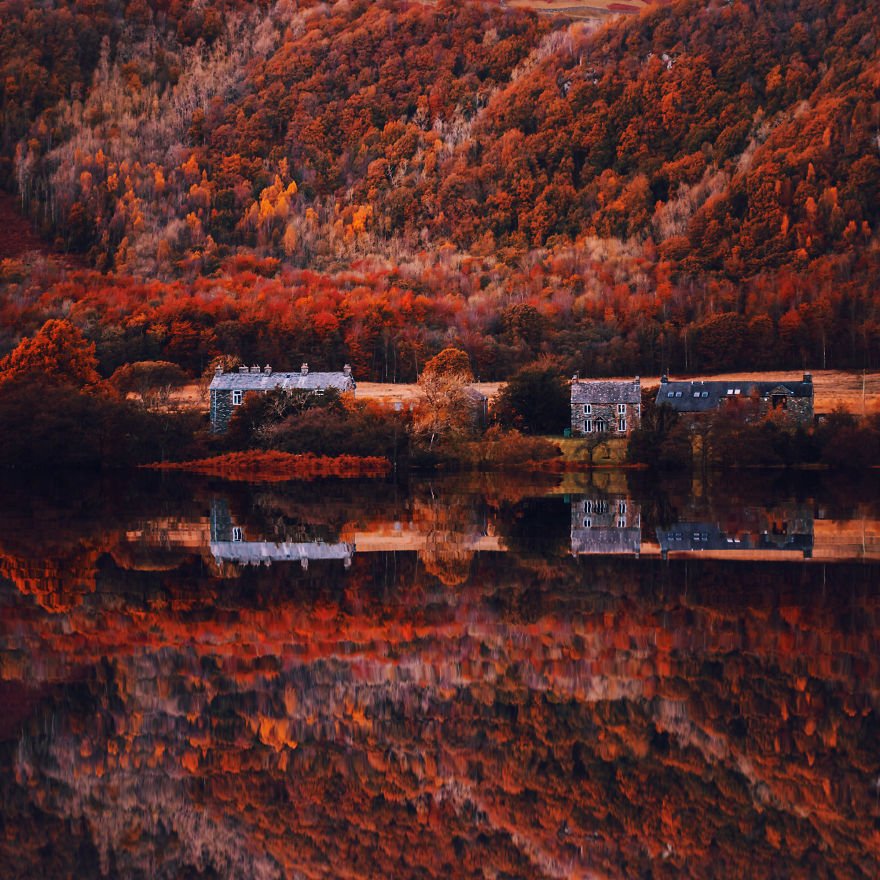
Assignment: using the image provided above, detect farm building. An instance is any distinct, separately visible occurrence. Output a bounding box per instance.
[570,378,642,436]
[656,374,814,427]
[209,363,356,432]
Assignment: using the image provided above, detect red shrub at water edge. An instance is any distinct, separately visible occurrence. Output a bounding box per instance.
[147,451,391,481]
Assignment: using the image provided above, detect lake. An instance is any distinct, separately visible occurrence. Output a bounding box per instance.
[1,469,879,878]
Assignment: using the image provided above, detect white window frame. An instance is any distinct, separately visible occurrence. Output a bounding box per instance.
[232,389,243,406]
[617,403,626,414]
[618,418,627,432]
[232,527,243,542]
[584,419,593,433]
[583,404,592,415]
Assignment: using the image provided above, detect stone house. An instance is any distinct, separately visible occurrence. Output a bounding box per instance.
[570,378,642,436]
[655,374,814,427]
[209,363,356,432]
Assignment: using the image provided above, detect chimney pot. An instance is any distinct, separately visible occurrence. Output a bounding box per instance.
[250,364,260,374]
[301,363,309,375]
[803,372,812,383]
[660,374,668,384]
[238,366,249,374]
[343,363,352,376]
[214,365,223,375]
[264,365,272,375]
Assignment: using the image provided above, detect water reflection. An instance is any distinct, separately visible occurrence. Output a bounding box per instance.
[0,471,879,878]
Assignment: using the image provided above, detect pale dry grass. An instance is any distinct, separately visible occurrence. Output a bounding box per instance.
[507,0,651,17]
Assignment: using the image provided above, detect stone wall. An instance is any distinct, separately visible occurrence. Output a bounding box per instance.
[570,401,640,436]
[210,389,235,433]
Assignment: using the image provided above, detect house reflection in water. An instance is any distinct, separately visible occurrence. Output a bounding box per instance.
[209,498,354,569]
[657,504,814,559]
[570,495,641,556]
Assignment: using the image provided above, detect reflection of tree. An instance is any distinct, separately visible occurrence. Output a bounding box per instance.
[495,496,570,560]
[412,488,483,586]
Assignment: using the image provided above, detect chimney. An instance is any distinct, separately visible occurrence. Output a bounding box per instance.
[634,375,640,384]
[214,365,223,376]
[250,364,260,374]
[301,363,309,375]
[660,374,668,384]
[264,364,272,375]
[803,372,812,384]
[343,363,352,377]
[238,366,249,374]
[571,372,579,382]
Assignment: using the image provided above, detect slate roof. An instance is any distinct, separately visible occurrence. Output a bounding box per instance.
[210,370,355,393]
[655,378,812,412]
[571,379,641,405]
[211,541,355,564]
[570,528,641,555]
[656,523,812,555]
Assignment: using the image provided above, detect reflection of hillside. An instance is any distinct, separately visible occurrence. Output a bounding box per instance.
[1,554,879,878]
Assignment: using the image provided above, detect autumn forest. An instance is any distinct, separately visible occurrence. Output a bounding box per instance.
[0,0,878,385]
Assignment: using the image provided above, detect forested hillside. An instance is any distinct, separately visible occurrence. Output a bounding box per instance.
[1,0,878,379]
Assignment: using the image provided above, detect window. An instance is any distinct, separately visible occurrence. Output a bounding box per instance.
[232,527,243,542]
[595,501,608,514]
[583,404,592,415]
[595,419,608,433]
[617,518,627,528]
[617,403,626,414]
[734,389,741,395]
[232,390,243,406]
[701,392,709,398]
[727,388,734,395]
[618,500,627,514]
[618,418,627,432]
[585,500,593,513]
[693,391,701,398]
[584,419,593,433]
[583,517,592,528]
[675,391,683,398]
[667,392,674,398]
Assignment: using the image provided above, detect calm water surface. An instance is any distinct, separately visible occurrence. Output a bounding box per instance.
[1,470,879,878]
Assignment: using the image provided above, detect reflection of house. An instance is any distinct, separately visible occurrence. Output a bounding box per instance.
[657,520,813,559]
[209,499,353,568]
[655,374,813,426]
[570,496,641,555]
[570,379,641,436]
[209,363,356,432]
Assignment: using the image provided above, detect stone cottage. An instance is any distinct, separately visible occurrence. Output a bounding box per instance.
[570,378,642,436]
[655,374,814,427]
[209,363,356,432]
